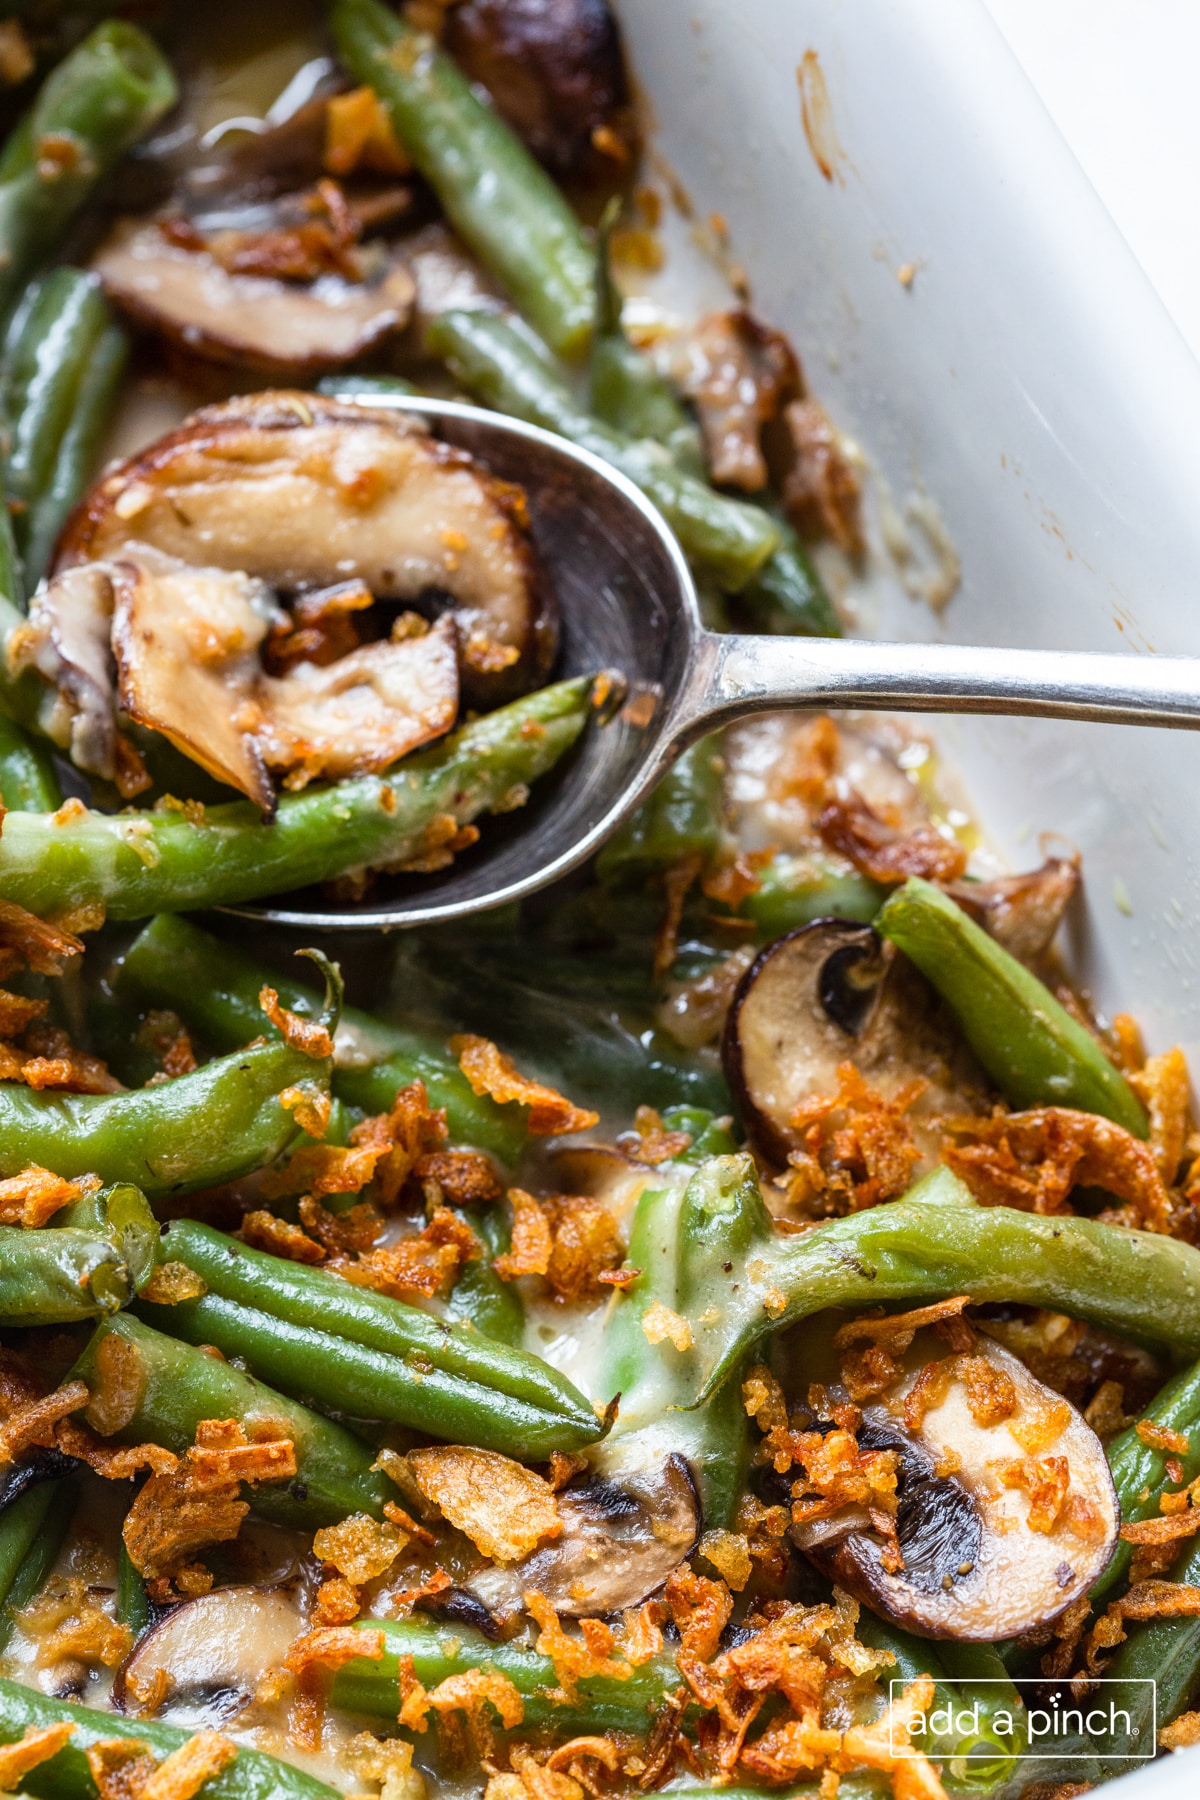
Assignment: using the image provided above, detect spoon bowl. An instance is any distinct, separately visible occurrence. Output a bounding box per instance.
[243,393,1200,930]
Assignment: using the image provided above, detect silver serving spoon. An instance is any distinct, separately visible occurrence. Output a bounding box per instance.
[250,394,1200,930]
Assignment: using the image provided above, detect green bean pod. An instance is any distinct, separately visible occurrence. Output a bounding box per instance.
[428,308,780,591]
[140,1219,605,1456]
[600,1161,751,1530]
[0,676,590,920]
[687,1165,1200,1401]
[332,1613,679,1733]
[596,738,724,885]
[1093,1353,1200,1600]
[1093,1531,1200,1773]
[739,513,841,638]
[714,850,885,937]
[0,1480,78,1653]
[0,1225,132,1323]
[118,913,528,1164]
[0,707,60,810]
[0,1677,339,1800]
[52,1183,158,1291]
[316,372,417,399]
[590,203,703,471]
[70,1315,390,1529]
[0,23,177,323]
[115,1535,150,1642]
[443,1204,525,1346]
[0,1033,329,1197]
[22,317,126,588]
[877,877,1147,1134]
[331,0,595,358]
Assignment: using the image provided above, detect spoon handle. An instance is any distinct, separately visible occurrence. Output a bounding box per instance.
[680,631,1200,735]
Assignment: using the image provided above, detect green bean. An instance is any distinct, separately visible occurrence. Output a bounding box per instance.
[0,1677,339,1800]
[428,308,780,592]
[138,1219,606,1458]
[115,1536,150,1641]
[596,738,724,885]
[1094,1354,1200,1601]
[0,1479,77,1653]
[23,317,126,588]
[877,877,1147,1135]
[118,913,527,1164]
[0,706,59,809]
[331,1613,680,1733]
[715,850,884,937]
[331,0,595,358]
[316,372,417,399]
[590,202,703,471]
[0,23,177,324]
[740,513,840,638]
[0,1031,328,1198]
[661,1104,739,1159]
[70,1314,390,1529]
[52,1182,158,1292]
[1094,1531,1200,1773]
[2,270,112,576]
[685,1162,1200,1400]
[443,1204,524,1345]
[601,1161,751,1529]
[855,1616,1024,1791]
[0,1225,133,1322]
[0,675,590,920]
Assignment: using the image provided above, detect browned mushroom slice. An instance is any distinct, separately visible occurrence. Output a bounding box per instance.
[9,565,117,778]
[722,919,987,1165]
[58,391,554,698]
[463,1453,700,1620]
[796,1338,1118,1640]
[92,216,416,380]
[258,614,459,786]
[944,859,1080,967]
[111,552,276,809]
[674,310,801,492]
[444,0,633,176]
[112,1585,302,1723]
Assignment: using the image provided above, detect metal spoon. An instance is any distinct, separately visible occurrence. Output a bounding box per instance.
[250,394,1200,929]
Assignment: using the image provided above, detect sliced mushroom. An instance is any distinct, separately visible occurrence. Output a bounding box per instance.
[796,1337,1118,1640]
[944,858,1080,967]
[462,1452,700,1620]
[92,214,416,380]
[673,309,801,492]
[108,547,461,805]
[57,390,554,700]
[111,552,278,808]
[444,0,633,177]
[0,1449,74,1513]
[545,1144,662,1236]
[112,1584,302,1723]
[10,565,118,778]
[722,918,988,1165]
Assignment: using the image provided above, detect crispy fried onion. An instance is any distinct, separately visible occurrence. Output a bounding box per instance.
[0,1164,87,1226]
[404,1446,561,1563]
[259,1079,448,1207]
[782,397,864,555]
[617,1104,694,1166]
[84,1731,237,1800]
[485,1738,621,1800]
[0,1724,76,1791]
[1084,1580,1200,1673]
[258,985,334,1060]
[778,1063,925,1218]
[815,791,967,885]
[0,1371,89,1465]
[942,1106,1172,1231]
[743,1365,902,1567]
[491,1189,623,1297]
[660,1565,945,1792]
[0,899,85,977]
[19,1574,132,1671]
[122,1417,296,1587]
[452,1036,599,1136]
[0,1013,121,1094]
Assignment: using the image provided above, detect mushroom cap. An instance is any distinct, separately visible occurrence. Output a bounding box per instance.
[722,917,987,1165]
[112,1584,303,1724]
[796,1336,1118,1640]
[92,215,416,379]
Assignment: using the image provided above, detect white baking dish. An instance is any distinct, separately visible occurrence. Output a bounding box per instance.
[614,0,1200,1789]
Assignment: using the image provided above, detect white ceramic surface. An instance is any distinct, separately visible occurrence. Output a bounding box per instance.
[617,0,1200,1075]
[613,1,1200,1791]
